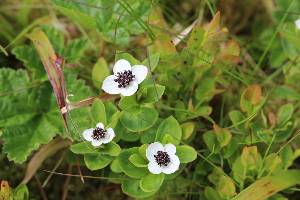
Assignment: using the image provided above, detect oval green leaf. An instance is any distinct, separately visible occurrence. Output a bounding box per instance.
[155,116,182,146]
[176,145,197,163]
[120,107,158,132]
[122,175,157,198]
[129,154,148,167]
[140,173,165,192]
[91,98,106,125]
[118,147,149,179]
[84,153,114,170]
[119,95,142,114]
[140,84,165,104]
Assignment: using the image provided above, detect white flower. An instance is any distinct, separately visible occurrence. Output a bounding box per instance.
[102,59,148,96]
[295,19,300,30]
[83,123,115,147]
[146,142,180,174]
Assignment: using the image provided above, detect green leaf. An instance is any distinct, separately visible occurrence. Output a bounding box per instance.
[153,60,179,74]
[176,145,197,163]
[0,70,63,163]
[140,118,163,144]
[121,128,140,142]
[205,186,221,200]
[118,147,149,179]
[92,57,110,88]
[50,0,151,45]
[154,32,177,59]
[120,107,158,132]
[139,84,165,104]
[119,95,142,114]
[206,11,223,33]
[155,116,182,146]
[279,144,293,169]
[129,154,148,167]
[122,175,157,198]
[232,170,300,200]
[84,153,115,170]
[106,111,120,129]
[221,137,240,159]
[180,122,194,140]
[110,158,123,173]
[161,134,174,145]
[51,3,95,30]
[218,176,237,199]
[287,149,300,168]
[140,173,164,192]
[12,45,47,82]
[276,103,293,127]
[229,110,246,133]
[232,157,246,184]
[63,38,89,63]
[139,144,148,161]
[104,101,118,120]
[244,84,262,105]
[0,181,12,199]
[195,78,215,101]
[116,53,140,66]
[274,85,300,100]
[13,184,29,200]
[203,130,219,154]
[71,142,98,154]
[101,141,121,156]
[91,98,106,125]
[264,153,282,173]
[213,124,232,148]
[112,120,124,143]
[241,146,258,170]
[141,52,160,71]
[71,141,120,156]
[187,25,206,52]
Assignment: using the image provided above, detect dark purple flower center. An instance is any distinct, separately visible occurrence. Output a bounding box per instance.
[154,151,171,167]
[92,127,107,140]
[114,70,135,88]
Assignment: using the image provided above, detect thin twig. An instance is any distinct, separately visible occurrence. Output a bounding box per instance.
[62,165,73,200]
[34,173,48,200]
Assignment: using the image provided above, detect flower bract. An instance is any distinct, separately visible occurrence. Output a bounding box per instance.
[102,59,148,96]
[83,123,115,147]
[295,19,300,30]
[146,142,180,174]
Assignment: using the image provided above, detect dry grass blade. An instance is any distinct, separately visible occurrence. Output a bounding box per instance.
[61,93,120,114]
[27,30,72,140]
[21,137,71,185]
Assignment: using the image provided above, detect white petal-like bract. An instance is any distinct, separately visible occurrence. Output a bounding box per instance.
[113,59,131,74]
[146,142,180,174]
[164,143,176,155]
[83,128,94,141]
[295,19,300,30]
[131,65,148,84]
[102,75,121,94]
[82,123,115,147]
[146,142,164,161]
[162,155,180,174]
[148,161,163,174]
[102,59,148,96]
[120,81,138,96]
[96,123,105,129]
